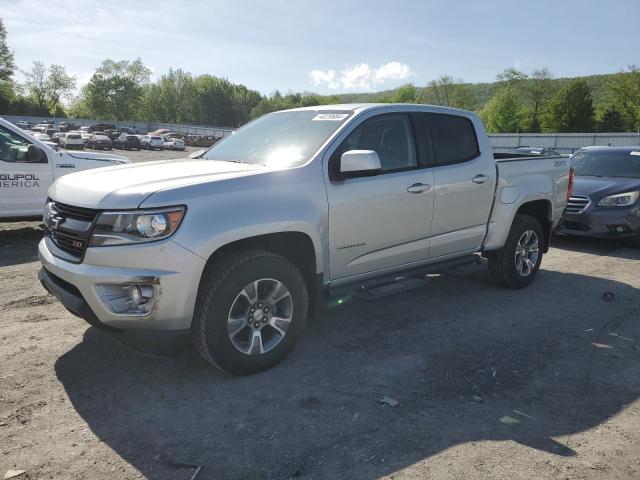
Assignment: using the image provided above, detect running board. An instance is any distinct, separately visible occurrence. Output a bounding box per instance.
[327,254,486,301]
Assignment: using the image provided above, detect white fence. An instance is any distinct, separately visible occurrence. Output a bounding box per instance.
[489,133,640,154]
[1,115,234,138]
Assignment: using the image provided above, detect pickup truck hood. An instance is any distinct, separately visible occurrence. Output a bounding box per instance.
[48,158,264,209]
[573,176,640,200]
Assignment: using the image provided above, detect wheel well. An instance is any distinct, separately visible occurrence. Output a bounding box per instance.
[516,200,552,252]
[205,232,320,314]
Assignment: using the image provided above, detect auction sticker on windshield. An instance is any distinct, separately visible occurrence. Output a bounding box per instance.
[312,113,350,121]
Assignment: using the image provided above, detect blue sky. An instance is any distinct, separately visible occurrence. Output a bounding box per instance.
[3,0,640,95]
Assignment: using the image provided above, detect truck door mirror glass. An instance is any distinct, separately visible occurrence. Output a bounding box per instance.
[26,144,47,163]
[339,150,381,178]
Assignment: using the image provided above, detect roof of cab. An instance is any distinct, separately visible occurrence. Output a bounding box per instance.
[282,103,477,117]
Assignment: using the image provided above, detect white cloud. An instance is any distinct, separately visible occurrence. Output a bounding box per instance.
[310,69,338,89]
[374,61,411,83]
[311,61,412,91]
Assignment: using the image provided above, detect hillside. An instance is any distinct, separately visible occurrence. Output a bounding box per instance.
[333,72,617,112]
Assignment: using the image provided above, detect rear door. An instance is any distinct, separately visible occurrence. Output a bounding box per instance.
[325,111,435,280]
[422,113,496,258]
[0,125,53,216]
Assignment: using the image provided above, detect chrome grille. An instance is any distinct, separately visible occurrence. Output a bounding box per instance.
[45,201,98,261]
[565,195,590,214]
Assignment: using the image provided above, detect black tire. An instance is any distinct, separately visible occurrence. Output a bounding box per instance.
[487,214,544,289]
[191,250,309,375]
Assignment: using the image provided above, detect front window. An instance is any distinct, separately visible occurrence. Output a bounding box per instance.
[0,125,32,163]
[202,110,352,168]
[572,150,640,178]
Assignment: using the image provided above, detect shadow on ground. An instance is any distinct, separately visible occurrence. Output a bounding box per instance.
[0,222,43,267]
[54,259,640,479]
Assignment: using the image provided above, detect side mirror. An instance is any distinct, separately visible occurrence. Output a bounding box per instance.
[26,144,47,163]
[188,149,206,159]
[339,150,381,178]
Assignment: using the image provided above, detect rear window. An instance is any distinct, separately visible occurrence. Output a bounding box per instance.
[424,113,479,164]
[150,136,161,140]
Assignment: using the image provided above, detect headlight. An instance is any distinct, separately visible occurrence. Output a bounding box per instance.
[597,191,640,207]
[89,206,185,247]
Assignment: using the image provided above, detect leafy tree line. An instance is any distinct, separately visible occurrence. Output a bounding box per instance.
[1,17,639,132]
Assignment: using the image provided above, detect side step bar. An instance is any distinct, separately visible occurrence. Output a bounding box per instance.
[326,254,486,301]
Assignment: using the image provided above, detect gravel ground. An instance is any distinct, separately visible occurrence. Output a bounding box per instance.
[1,212,640,479]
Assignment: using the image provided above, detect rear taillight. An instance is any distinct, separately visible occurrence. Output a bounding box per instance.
[567,167,575,200]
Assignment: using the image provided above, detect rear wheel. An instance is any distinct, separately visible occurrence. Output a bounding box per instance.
[191,250,308,375]
[487,215,544,289]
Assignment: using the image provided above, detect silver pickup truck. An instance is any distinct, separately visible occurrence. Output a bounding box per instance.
[38,104,572,375]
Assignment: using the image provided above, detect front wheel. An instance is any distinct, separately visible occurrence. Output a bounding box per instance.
[487,215,544,289]
[191,250,309,375]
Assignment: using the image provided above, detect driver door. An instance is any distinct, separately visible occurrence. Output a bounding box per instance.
[325,112,435,281]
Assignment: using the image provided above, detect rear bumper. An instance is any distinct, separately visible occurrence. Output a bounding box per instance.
[558,206,640,238]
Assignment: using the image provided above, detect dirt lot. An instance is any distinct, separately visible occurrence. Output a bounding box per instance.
[1,209,640,479]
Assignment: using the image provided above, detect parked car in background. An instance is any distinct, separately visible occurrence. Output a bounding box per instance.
[87,134,113,150]
[80,126,91,133]
[80,132,92,145]
[559,146,640,247]
[104,129,120,141]
[164,137,186,151]
[32,132,52,142]
[37,104,571,374]
[88,123,116,133]
[45,128,58,138]
[51,132,65,145]
[509,146,561,156]
[59,121,81,132]
[15,120,32,130]
[139,135,164,150]
[119,126,139,134]
[114,133,141,150]
[59,132,84,150]
[32,123,53,133]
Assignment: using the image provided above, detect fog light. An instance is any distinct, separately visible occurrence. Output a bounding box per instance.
[616,226,625,233]
[97,283,156,315]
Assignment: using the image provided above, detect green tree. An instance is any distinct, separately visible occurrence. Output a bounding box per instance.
[0,80,14,113]
[85,58,150,120]
[597,107,625,132]
[22,61,76,115]
[142,68,198,123]
[0,18,15,81]
[387,83,417,103]
[480,87,521,133]
[496,68,528,89]
[527,68,553,132]
[546,79,594,132]
[605,66,640,131]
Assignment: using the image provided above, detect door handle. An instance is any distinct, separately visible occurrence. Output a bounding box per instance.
[472,174,489,184]
[407,183,431,194]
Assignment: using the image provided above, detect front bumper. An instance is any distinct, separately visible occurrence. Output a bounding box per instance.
[38,238,207,353]
[558,205,640,238]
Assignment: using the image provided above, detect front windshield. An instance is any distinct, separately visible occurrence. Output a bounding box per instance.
[572,150,640,178]
[203,110,352,167]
